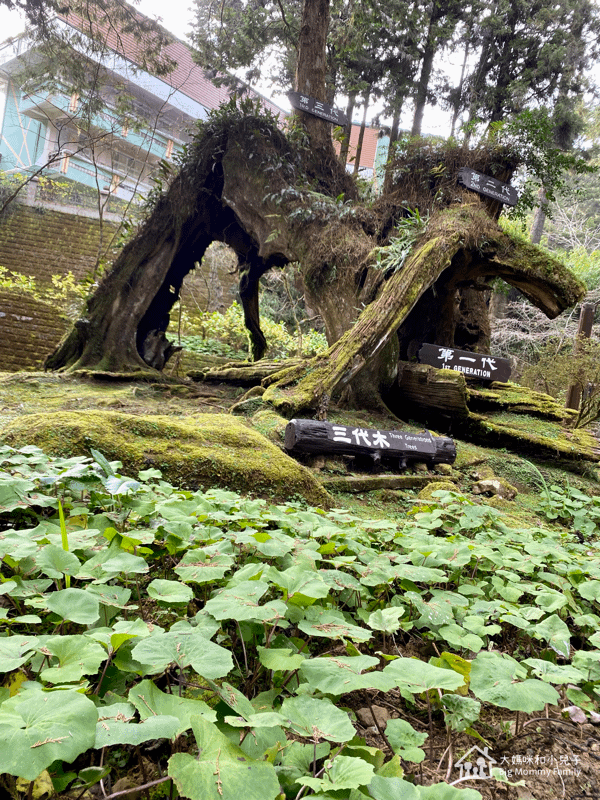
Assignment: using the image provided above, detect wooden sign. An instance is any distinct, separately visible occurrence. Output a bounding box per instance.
[288,91,349,126]
[285,419,456,470]
[458,167,519,206]
[418,343,511,383]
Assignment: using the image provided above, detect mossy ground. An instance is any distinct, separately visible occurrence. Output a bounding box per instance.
[0,369,598,521]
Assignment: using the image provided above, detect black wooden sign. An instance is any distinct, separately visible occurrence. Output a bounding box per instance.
[418,343,511,383]
[285,419,456,470]
[288,91,349,126]
[458,167,519,206]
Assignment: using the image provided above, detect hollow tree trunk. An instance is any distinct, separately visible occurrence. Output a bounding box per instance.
[260,204,586,418]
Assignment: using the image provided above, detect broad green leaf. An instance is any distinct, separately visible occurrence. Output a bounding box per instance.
[534,589,568,613]
[84,584,132,609]
[147,579,193,605]
[0,635,38,672]
[319,568,362,592]
[572,650,600,681]
[437,624,484,653]
[204,580,287,623]
[98,552,149,576]
[531,613,571,658]
[34,545,81,579]
[393,564,448,584]
[208,681,256,718]
[298,755,375,792]
[224,711,286,728]
[94,703,179,747]
[383,658,466,693]
[441,695,481,733]
[104,476,141,495]
[280,695,355,742]
[367,608,406,633]
[280,740,330,773]
[578,580,600,602]
[268,565,330,605]
[45,589,100,625]
[299,655,396,695]
[522,658,585,685]
[168,715,280,800]
[462,616,501,637]
[405,592,454,627]
[369,775,420,800]
[39,635,106,683]
[174,550,234,584]
[257,646,306,672]
[131,629,233,679]
[298,607,372,642]
[0,686,97,780]
[470,652,559,712]
[385,718,427,762]
[129,679,217,735]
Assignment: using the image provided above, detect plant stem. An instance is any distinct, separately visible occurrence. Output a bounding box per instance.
[102,777,172,799]
[426,690,434,763]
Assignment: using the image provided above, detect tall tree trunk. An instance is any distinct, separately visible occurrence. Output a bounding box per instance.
[383,100,405,193]
[338,90,356,166]
[411,24,437,137]
[530,187,548,245]
[450,40,470,137]
[294,0,333,156]
[353,88,371,175]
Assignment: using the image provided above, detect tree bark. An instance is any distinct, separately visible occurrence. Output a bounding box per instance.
[353,88,371,175]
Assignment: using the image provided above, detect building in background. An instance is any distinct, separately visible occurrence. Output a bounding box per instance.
[0,11,285,212]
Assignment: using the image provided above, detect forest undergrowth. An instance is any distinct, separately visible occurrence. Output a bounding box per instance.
[1,444,600,799]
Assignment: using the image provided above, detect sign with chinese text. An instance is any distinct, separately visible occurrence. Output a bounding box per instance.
[418,343,511,382]
[288,92,349,126]
[284,419,456,469]
[328,424,436,454]
[458,167,519,206]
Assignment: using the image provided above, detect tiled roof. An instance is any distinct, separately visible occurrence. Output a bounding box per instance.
[60,6,286,119]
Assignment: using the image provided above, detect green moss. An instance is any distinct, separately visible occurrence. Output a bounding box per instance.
[417,480,457,500]
[0,410,332,507]
[468,382,576,423]
[467,410,599,461]
[250,408,289,444]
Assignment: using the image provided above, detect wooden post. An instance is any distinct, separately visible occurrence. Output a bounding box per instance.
[565,303,595,411]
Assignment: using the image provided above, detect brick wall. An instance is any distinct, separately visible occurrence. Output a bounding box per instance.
[0,205,241,372]
[0,203,119,371]
[0,289,71,370]
[0,203,118,285]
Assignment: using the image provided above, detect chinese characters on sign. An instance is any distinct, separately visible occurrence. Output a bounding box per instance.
[287,92,349,126]
[457,167,519,206]
[330,425,436,454]
[455,746,583,783]
[284,419,457,471]
[418,343,512,383]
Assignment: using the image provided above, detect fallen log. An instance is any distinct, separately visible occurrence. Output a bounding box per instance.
[284,418,456,471]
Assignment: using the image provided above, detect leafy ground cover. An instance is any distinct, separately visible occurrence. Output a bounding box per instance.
[1,442,600,800]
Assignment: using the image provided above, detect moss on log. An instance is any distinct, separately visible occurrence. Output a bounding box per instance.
[0,410,332,506]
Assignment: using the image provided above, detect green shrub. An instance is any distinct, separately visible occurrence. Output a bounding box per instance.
[180,301,328,359]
